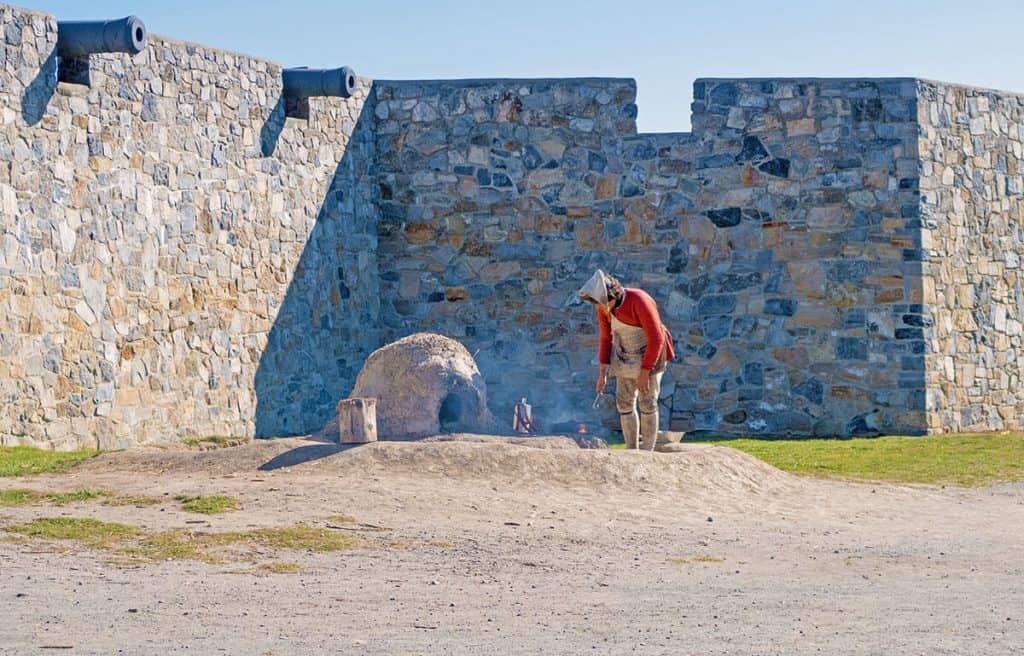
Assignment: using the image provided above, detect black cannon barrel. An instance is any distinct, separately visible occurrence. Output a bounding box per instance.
[282,66,357,99]
[56,16,147,58]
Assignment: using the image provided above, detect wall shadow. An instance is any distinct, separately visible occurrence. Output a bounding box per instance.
[22,50,57,126]
[259,95,286,157]
[258,442,358,471]
[253,89,380,438]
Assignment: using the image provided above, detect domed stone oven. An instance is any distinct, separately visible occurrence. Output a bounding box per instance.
[350,333,493,439]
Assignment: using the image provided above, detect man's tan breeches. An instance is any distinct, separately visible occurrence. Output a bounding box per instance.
[615,372,663,451]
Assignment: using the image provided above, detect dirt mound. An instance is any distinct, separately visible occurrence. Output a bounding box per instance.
[76,435,801,499]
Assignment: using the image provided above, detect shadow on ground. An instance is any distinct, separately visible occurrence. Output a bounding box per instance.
[257,442,363,471]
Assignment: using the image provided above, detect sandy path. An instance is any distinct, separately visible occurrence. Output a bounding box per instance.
[1,437,1022,655]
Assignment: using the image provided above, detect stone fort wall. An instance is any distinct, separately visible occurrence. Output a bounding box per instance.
[0,5,380,448]
[919,80,1024,433]
[377,77,928,437]
[2,3,1022,449]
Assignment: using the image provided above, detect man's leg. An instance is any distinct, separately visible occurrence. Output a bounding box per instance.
[615,376,639,449]
[638,371,663,451]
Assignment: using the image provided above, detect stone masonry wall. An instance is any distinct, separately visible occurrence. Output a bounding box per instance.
[6,1,1024,448]
[670,78,926,437]
[374,77,928,437]
[374,78,640,426]
[0,4,379,449]
[919,80,1024,432]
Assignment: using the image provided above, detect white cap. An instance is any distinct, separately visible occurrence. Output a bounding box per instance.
[578,269,610,306]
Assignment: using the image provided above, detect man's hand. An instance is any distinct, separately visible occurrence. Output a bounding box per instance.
[596,365,609,394]
[637,369,651,393]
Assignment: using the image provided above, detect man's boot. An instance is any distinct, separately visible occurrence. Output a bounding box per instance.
[639,410,658,451]
[620,411,639,449]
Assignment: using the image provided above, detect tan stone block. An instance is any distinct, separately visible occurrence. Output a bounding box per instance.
[956,284,974,308]
[575,221,604,249]
[830,386,869,401]
[770,347,809,370]
[595,175,617,200]
[790,305,839,329]
[479,260,521,282]
[921,277,937,304]
[862,170,888,189]
[875,287,904,303]
[707,349,739,376]
[405,222,438,245]
[807,206,845,228]
[788,262,827,298]
[787,118,816,136]
[952,309,976,331]
[445,287,469,302]
[566,206,591,218]
[680,214,717,243]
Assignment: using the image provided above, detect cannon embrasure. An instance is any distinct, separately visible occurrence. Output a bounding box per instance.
[281,66,357,118]
[55,16,147,85]
[56,16,147,58]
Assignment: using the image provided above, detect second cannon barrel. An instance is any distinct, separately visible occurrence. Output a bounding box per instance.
[282,66,357,99]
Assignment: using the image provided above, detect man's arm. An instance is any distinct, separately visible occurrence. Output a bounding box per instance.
[632,291,666,372]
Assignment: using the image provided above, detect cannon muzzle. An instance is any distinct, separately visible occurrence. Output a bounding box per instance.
[57,16,147,58]
[282,66,357,100]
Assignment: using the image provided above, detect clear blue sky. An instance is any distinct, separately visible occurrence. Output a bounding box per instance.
[20,0,1024,133]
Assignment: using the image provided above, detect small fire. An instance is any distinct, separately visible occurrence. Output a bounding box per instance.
[577,423,587,434]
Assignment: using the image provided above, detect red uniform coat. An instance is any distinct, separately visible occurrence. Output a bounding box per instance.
[597,288,675,371]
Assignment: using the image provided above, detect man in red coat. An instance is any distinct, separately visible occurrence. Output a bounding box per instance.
[578,270,675,450]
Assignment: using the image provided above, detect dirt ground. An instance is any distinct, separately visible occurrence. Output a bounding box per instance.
[1,435,1022,655]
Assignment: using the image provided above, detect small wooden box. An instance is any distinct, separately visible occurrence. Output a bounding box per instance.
[337,397,378,444]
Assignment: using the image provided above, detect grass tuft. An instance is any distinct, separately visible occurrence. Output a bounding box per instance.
[119,530,219,563]
[0,489,39,506]
[45,488,105,505]
[694,555,725,563]
[212,525,358,552]
[0,447,98,477]
[258,562,303,574]
[5,517,141,548]
[711,432,1024,486]
[4,519,358,564]
[175,494,238,514]
[181,436,246,449]
[102,495,163,507]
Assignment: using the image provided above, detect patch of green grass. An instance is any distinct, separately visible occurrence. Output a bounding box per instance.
[213,525,358,552]
[45,488,105,505]
[257,562,303,574]
[0,489,39,506]
[325,514,357,524]
[0,488,164,508]
[5,518,360,565]
[102,495,163,507]
[694,555,725,563]
[0,447,98,477]
[709,432,1024,487]
[119,530,217,563]
[181,436,246,448]
[175,494,238,514]
[5,517,141,548]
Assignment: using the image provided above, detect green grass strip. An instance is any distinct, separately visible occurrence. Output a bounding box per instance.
[0,447,98,477]
[709,433,1024,486]
[175,494,239,514]
[5,517,142,548]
